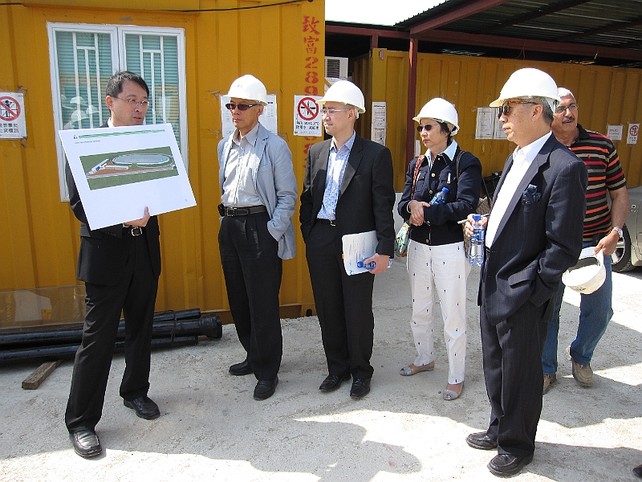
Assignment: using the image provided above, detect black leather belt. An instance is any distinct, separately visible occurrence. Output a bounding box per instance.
[317,219,337,227]
[218,204,267,217]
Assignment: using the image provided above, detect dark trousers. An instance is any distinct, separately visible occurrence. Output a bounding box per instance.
[305,222,376,380]
[65,234,158,433]
[219,212,283,381]
[480,300,548,458]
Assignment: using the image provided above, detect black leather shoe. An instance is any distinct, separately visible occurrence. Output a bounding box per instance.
[229,359,253,376]
[350,378,371,399]
[124,395,160,420]
[466,431,498,450]
[319,373,351,392]
[254,377,278,401]
[70,429,102,458]
[487,453,533,477]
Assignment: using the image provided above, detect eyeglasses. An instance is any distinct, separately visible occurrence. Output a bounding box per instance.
[115,97,150,108]
[225,102,259,111]
[416,124,437,133]
[498,101,536,119]
[321,107,350,115]
[555,103,578,114]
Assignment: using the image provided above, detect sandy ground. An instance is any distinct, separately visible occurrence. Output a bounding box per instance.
[0,261,641,482]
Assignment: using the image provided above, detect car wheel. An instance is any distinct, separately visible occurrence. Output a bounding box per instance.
[611,225,634,272]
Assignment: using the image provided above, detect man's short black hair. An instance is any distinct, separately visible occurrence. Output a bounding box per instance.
[106,71,149,97]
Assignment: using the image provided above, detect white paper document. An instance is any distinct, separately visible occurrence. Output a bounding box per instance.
[342,230,378,276]
[59,123,196,230]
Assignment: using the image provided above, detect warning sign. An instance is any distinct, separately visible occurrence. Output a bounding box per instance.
[0,92,27,139]
[627,123,639,145]
[293,95,322,137]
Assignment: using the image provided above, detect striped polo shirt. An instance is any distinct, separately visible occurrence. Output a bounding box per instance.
[571,124,627,242]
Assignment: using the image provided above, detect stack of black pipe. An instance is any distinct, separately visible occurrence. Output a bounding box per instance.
[0,308,222,364]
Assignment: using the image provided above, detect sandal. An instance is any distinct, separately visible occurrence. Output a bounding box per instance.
[399,361,434,376]
[443,382,464,401]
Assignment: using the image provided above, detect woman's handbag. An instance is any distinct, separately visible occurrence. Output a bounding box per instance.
[395,157,424,257]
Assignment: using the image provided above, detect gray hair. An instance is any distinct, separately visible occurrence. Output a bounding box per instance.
[518,95,555,124]
[558,87,575,100]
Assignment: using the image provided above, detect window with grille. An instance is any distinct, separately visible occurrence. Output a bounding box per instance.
[47,23,187,200]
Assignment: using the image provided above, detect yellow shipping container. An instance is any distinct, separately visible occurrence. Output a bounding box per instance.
[0,0,324,327]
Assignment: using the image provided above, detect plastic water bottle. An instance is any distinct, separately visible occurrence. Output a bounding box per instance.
[357,259,393,270]
[468,214,485,266]
[429,186,449,205]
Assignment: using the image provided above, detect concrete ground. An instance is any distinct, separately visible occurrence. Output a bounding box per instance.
[0,261,641,481]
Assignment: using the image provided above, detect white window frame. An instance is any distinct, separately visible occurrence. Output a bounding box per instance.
[47,22,188,201]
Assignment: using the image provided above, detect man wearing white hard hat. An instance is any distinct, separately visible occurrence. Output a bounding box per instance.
[542,87,629,394]
[218,74,297,401]
[397,98,483,401]
[464,68,587,477]
[300,80,395,400]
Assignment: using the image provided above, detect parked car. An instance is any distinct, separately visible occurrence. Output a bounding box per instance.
[612,186,642,272]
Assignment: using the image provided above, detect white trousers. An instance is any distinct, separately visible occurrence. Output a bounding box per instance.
[406,240,470,384]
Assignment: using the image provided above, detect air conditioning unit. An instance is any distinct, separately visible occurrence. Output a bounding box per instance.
[325,56,348,81]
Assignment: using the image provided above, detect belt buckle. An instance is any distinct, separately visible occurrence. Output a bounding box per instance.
[130,226,143,237]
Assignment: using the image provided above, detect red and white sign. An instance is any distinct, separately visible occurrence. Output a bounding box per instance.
[0,92,27,139]
[293,95,322,137]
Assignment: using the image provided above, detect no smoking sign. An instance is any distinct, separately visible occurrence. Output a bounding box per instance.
[0,96,21,121]
[293,95,322,137]
[0,92,27,139]
[297,97,319,121]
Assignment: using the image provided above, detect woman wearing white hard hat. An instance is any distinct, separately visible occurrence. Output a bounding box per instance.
[397,98,483,401]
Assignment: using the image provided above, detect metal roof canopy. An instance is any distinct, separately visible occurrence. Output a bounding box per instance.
[327,0,642,67]
[400,0,642,67]
[326,0,642,163]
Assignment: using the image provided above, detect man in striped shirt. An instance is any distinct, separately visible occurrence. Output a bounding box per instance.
[542,87,629,394]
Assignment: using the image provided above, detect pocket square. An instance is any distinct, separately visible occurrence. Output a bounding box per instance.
[522,184,541,204]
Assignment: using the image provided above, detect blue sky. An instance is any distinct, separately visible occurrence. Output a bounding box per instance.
[325,0,446,26]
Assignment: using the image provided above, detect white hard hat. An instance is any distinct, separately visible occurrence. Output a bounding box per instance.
[319,80,366,113]
[562,247,606,294]
[490,68,560,108]
[227,74,268,105]
[413,98,459,135]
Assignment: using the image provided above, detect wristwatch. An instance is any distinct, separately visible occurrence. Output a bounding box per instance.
[612,226,623,238]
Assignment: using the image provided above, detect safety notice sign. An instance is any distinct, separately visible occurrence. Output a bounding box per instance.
[0,92,27,139]
[293,95,322,137]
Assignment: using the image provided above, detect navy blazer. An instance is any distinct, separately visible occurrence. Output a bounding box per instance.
[300,135,395,257]
[480,134,587,325]
[398,146,482,246]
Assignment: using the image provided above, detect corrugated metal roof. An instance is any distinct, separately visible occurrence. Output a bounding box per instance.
[397,0,642,67]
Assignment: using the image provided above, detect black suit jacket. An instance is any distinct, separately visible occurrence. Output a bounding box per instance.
[66,156,161,286]
[300,135,395,256]
[481,134,587,325]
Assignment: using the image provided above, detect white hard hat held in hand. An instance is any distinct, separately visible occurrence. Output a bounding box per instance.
[562,247,607,294]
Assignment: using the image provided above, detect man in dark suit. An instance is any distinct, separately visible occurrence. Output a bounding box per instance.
[300,80,395,400]
[464,68,587,477]
[65,71,162,458]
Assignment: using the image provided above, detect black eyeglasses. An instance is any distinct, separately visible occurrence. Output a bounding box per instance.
[416,124,436,133]
[225,102,259,111]
[498,101,536,119]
